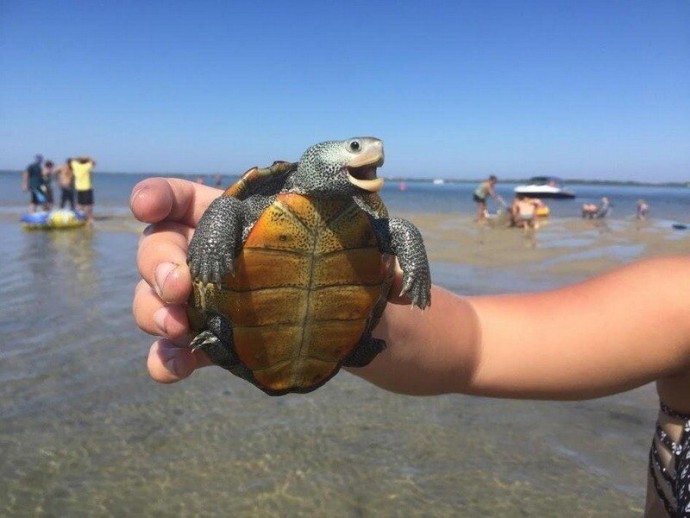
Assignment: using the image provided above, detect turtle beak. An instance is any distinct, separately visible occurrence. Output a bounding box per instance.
[346,147,385,193]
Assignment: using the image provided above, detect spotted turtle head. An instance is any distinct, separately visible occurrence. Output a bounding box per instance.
[288,137,385,197]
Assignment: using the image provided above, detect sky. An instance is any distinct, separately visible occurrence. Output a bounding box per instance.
[1,1,689,182]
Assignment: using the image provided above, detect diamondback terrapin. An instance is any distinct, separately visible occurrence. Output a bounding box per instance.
[187,137,431,395]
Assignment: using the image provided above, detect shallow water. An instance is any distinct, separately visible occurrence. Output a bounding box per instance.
[2,170,689,222]
[1,176,686,515]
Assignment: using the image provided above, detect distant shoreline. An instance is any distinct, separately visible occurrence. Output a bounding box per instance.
[385,177,690,188]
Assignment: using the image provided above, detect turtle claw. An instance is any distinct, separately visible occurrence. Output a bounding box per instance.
[192,256,231,286]
[399,272,431,310]
[190,330,217,352]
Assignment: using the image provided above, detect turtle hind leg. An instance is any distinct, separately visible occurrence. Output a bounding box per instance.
[190,313,238,370]
[191,314,266,389]
[190,331,237,370]
[343,333,386,368]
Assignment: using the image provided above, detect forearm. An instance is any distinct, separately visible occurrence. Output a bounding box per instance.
[350,286,482,395]
[353,256,690,400]
[471,256,690,399]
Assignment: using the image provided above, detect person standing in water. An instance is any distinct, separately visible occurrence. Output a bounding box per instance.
[22,154,48,212]
[637,199,650,220]
[473,175,504,222]
[69,156,96,223]
[56,159,76,210]
[42,160,56,211]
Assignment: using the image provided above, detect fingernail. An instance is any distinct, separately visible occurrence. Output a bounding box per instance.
[153,307,168,334]
[129,184,148,210]
[154,262,177,298]
[165,356,179,377]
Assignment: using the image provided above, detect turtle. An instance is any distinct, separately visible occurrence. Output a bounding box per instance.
[187,137,431,396]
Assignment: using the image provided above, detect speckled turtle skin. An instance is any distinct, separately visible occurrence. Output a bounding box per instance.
[187,137,431,396]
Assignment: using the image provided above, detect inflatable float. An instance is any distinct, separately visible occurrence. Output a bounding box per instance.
[535,204,550,217]
[21,209,87,230]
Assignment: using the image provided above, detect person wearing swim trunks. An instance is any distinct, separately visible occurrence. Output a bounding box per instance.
[130,179,690,516]
[42,160,55,210]
[69,156,96,223]
[473,175,503,222]
[21,154,47,212]
[56,158,76,210]
[511,195,540,238]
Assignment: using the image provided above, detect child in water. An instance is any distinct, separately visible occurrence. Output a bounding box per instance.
[131,178,690,516]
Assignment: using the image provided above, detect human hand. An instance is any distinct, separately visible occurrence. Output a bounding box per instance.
[131,177,221,383]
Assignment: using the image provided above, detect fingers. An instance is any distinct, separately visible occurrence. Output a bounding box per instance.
[134,280,213,384]
[130,177,221,384]
[137,221,193,304]
[130,177,221,227]
[133,280,190,339]
[147,339,213,384]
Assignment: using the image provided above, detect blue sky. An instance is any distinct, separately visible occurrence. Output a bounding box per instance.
[1,1,688,181]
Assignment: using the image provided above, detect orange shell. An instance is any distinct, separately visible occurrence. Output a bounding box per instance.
[193,193,393,394]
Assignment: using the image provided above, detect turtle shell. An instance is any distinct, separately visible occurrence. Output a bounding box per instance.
[224,160,389,218]
[223,161,297,200]
[189,188,394,395]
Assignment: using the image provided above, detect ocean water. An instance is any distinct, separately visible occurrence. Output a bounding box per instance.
[0,171,688,515]
[2,170,689,222]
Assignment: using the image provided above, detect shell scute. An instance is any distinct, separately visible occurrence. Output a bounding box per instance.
[222,288,306,327]
[233,325,304,370]
[310,285,383,321]
[312,250,389,288]
[225,249,310,291]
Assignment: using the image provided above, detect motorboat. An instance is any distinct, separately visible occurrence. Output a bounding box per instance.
[514,176,576,199]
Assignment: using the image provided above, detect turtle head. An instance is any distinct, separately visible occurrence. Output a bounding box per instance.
[289,137,385,197]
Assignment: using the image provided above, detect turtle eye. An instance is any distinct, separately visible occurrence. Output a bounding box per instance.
[349,140,361,152]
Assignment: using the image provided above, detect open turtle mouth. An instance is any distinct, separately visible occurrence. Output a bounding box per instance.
[346,158,385,192]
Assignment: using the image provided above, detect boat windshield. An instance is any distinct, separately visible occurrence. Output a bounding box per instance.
[529,176,563,187]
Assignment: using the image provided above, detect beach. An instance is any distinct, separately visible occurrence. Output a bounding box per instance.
[413,211,689,293]
[1,175,689,516]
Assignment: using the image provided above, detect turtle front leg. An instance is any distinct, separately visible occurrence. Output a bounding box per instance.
[371,217,432,310]
[187,195,245,285]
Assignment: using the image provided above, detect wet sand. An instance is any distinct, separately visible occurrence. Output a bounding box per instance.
[406,212,688,293]
[413,212,687,268]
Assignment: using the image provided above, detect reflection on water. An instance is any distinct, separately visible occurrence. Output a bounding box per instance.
[35,228,99,295]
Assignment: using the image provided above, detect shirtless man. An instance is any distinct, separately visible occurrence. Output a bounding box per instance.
[56,159,75,210]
